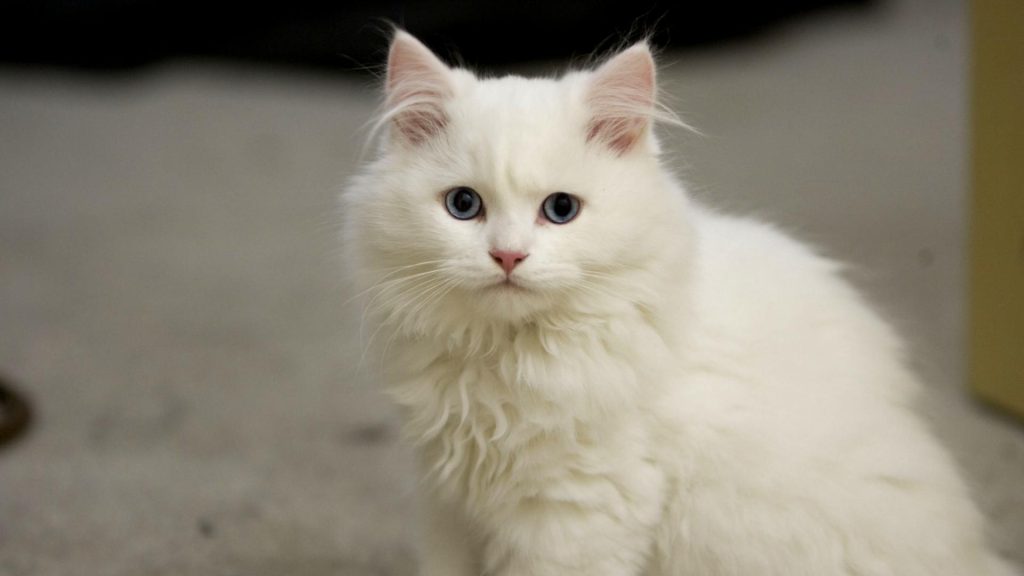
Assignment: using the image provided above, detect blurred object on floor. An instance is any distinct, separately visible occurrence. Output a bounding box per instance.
[0,377,32,449]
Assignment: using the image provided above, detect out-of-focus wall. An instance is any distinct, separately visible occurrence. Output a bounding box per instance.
[970,0,1024,420]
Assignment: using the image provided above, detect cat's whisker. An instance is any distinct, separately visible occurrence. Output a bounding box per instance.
[360,276,456,368]
[377,277,463,373]
[356,266,457,342]
[578,269,620,280]
[362,274,450,333]
[361,270,456,322]
[370,278,461,373]
[365,272,455,339]
[344,259,450,306]
[351,265,449,308]
[572,279,643,308]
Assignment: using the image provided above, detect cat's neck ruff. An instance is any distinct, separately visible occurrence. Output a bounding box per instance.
[384,304,673,513]
[388,302,670,404]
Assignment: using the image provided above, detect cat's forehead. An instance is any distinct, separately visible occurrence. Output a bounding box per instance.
[459,74,584,125]
[446,73,590,194]
[467,74,575,106]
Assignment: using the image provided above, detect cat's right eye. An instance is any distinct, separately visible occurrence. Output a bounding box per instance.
[444,187,483,220]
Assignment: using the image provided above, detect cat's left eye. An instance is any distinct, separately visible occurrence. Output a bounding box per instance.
[445,186,483,220]
[541,192,580,224]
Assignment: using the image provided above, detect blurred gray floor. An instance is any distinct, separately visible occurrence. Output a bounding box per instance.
[1,0,1021,574]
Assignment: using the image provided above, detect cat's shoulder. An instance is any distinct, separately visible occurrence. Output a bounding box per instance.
[688,202,841,282]
[684,201,888,336]
[680,201,911,400]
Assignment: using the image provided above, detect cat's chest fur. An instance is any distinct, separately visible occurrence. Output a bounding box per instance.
[386,314,672,519]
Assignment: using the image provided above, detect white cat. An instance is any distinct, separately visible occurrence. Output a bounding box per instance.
[342,31,1018,576]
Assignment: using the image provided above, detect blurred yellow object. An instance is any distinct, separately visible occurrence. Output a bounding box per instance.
[970,0,1024,419]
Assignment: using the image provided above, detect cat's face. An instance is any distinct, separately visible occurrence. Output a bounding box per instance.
[345,33,688,330]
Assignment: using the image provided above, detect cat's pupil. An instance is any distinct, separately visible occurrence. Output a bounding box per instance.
[454,189,474,212]
[552,194,572,217]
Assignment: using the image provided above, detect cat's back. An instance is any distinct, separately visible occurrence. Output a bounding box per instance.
[652,204,1012,576]
[682,203,915,404]
[668,203,948,497]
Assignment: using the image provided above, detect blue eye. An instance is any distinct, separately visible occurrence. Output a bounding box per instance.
[541,192,580,224]
[445,187,483,220]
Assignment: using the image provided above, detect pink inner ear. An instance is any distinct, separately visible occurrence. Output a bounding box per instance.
[385,32,452,144]
[388,93,447,145]
[586,45,656,155]
[587,117,648,155]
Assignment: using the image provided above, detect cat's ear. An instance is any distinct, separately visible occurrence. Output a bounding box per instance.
[585,42,657,155]
[384,31,453,145]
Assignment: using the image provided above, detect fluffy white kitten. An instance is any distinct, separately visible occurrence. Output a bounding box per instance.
[342,31,1017,576]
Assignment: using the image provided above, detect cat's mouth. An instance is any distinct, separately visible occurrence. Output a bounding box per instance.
[489,277,529,292]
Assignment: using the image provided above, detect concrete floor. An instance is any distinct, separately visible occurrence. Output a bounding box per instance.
[0,0,1021,574]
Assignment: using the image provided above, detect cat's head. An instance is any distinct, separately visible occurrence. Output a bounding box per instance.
[344,32,692,336]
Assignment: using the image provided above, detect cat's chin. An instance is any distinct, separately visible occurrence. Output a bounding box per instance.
[467,279,550,322]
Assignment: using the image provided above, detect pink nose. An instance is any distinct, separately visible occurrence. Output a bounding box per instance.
[489,250,528,275]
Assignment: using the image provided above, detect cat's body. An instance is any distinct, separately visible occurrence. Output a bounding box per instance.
[343,32,1017,576]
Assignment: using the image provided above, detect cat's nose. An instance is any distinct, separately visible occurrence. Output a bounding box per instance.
[489,250,528,275]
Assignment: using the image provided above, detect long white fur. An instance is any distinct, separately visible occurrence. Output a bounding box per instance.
[341,31,1019,576]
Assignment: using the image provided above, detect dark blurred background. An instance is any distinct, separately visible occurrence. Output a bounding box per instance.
[1,0,870,72]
